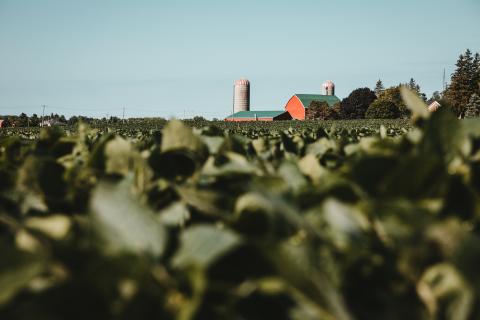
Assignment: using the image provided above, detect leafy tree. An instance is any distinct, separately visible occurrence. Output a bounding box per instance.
[378,86,408,118]
[464,93,480,118]
[340,88,377,119]
[2,118,11,127]
[444,49,480,117]
[306,101,333,120]
[30,114,39,126]
[18,113,29,127]
[330,102,342,120]
[365,100,400,119]
[68,116,79,125]
[374,79,385,97]
[109,116,120,124]
[192,116,207,122]
[430,91,442,103]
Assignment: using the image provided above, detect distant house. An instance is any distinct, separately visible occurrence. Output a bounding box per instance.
[284,94,341,120]
[0,120,4,128]
[428,101,441,112]
[225,110,292,122]
[40,119,66,127]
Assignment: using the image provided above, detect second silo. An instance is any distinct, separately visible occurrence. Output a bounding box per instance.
[322,80,335,96]
[233,78,250,113]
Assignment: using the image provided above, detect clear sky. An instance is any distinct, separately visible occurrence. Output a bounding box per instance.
[0,0,479,119]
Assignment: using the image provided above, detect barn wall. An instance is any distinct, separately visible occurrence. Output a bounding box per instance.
[285,96,305,120]
[273,112,293,121]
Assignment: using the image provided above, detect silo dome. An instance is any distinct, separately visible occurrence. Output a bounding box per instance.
[235,78,250,86]
[322,80,335,96]
[233,78,250,113]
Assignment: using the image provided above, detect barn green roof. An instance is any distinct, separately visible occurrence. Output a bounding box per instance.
[226,110,285,119]
[295,94,340,108]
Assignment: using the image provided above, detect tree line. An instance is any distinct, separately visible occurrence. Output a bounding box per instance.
[306,49,480,120]
[0,114,131,128]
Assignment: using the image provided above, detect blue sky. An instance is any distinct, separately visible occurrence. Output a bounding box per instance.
[0,0,479,119]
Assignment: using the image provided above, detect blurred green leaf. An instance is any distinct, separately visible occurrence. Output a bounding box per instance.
[90,178,168,258]
[0,245,47,305]
[172,225,242,269]
[104,136,134,176]
[400,86,430,121]
[417,263,474,320]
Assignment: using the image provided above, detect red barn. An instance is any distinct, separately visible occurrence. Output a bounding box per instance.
[284,94,340,120]
[225,110,291,122]
[0,120,4,128]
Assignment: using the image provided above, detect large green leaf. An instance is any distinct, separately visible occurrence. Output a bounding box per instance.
[90,178,168,258]
[0,245,47,305]
[400,86,430,121]
[172,225,242,269]
[161,120,208,160]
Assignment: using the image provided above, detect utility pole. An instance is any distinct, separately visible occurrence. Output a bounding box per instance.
[122,107,125,123]
[443,68,446,92]
[41,105,46,127]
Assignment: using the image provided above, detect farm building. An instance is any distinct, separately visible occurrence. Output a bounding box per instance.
[225,79,340,121]
[225,110,291,122]
[0,120,4,128]
[428,101,441,112]
[284,94,340,120]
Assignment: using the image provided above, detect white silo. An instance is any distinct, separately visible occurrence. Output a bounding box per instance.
[233,78,250,113]
[322,80,335,96]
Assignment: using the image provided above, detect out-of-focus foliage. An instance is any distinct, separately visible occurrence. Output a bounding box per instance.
[2,97,480,319]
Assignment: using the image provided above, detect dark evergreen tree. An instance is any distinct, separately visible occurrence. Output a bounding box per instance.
[444,49,479,117]
[408,78,418,92]
[474,52,480,94]
[408,78,427,102]
[339,88,377,119]
[464,93,480,118]
[374,79,385,97]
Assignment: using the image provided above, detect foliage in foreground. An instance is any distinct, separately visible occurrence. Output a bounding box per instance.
[1,90,480,319]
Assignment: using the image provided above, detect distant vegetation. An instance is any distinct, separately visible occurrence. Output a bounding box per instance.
[306,49,480,121]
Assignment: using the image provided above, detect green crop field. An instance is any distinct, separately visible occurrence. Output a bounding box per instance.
[0,118,411,141]
[2,93,480,319]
